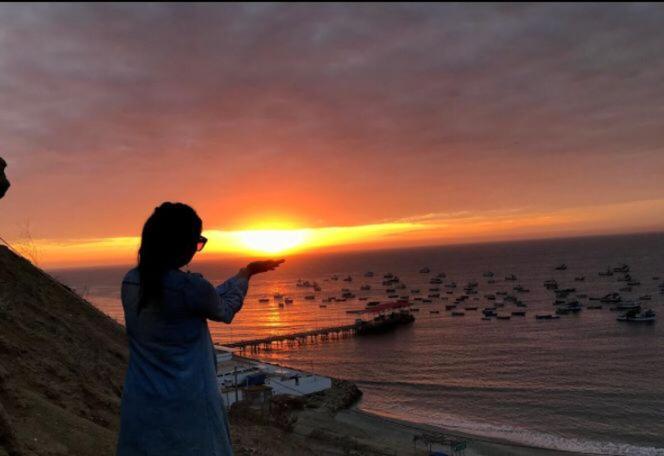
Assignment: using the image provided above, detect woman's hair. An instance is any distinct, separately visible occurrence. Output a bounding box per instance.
[137,202,202,313]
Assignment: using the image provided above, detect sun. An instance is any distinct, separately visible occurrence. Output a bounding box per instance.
[234,229,310,255]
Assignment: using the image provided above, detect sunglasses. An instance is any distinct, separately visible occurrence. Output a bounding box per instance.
[196,235,208,252]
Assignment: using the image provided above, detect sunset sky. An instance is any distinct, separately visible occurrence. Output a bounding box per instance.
[1,3,663,268]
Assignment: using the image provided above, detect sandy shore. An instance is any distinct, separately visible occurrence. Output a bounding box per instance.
[289,405,589,456]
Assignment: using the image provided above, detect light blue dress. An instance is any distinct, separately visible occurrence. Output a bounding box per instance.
[117,268,248,456]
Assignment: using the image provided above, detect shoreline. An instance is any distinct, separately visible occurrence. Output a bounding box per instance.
[244,356,657,456]
[237,357,602,456]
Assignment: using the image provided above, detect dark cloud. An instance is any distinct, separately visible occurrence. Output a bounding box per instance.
[1,3,663,237]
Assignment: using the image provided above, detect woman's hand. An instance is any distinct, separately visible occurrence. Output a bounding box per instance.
[238,259,285,279]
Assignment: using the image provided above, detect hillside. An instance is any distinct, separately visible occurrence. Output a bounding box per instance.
[0,246,128,456]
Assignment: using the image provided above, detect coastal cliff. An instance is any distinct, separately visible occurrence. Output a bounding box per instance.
[0,246,128,456]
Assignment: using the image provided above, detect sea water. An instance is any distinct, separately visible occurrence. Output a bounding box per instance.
[53,233,664,454]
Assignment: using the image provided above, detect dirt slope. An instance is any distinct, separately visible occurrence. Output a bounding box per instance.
[0,246,128,456]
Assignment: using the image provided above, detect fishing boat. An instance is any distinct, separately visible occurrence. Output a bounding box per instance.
[482,308,497,317]
[513,285,530,293]
[360,285,371,291]
[600,293,621,304]
[511,310,526,316]
[429,278,443,285]
[599,269,613,277]
[430,310,440,314]
[574,276,586,282]
[428,293,440,298]
[535,314,560,320]
[481,317,492,321]
[496,315,511,320]
[505,274,517,281]
[258,298,270,303]
[465,306,478,311]
[304,295,316,300]
[544,279,558,290]
[614,264,630,273]
[451,311,465,316]
[445,304,456,310]
[610,303,641,312]
[419,267,431,273]
[617,308,655,323]
[483,271,495,278]
[364,271,374,277]
[555,264,568,271]
[284,298,294,304]
[411,289,421,294]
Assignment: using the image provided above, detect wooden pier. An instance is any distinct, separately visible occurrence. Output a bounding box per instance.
[226,322,359,352]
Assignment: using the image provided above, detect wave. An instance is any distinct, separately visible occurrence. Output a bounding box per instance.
[358,405,664,455]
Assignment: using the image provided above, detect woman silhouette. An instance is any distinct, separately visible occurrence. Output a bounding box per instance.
[117,202,283,455]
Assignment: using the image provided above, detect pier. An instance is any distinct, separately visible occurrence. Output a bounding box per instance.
[226,322,360,352]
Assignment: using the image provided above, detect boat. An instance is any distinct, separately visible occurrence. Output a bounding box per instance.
[411,289,421,294]
[482,308,497,317]
[278,303,285,308]
[617,308,655,323]
[342,292,356,299]
[284,298,294,304]
[465,306,478,311]
[535,314,560,320]
[513,285,530,293]
[273,292,283,299]
[587,304,602,309]
[505,274,517,281]
[258,298,270,303]
[419,267,431,274]
[358,297,368,301]
[343,275,352,282]
[599,269,613,277]
[429,287,440,292]
[614,264,630,273]
[511,310,526,316]
[481,317,492,321]
[485,294,496,300]
[430,310,440,314]
[610,303,641,312]
[429,278,443,285]
[600,293,621,304]
[620,286,633,293]
[319,304,327,308]
[411,308,420,312]
[436,272,447,278]
[544,279,558,290]
[331,275,339,281]
[496,315,511,320]
[364,271,374,277]
[428,293,440,298]
[574,276,586,282]
[555,264,568,271]
[360,285,371,291]
[445,304,456,310]
[445,282,457,288]
[483,271,495,278]
[451,311,465,316]
[488,279,496,284]
[304,295,316,300]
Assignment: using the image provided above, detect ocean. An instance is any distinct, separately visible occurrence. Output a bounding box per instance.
[51,233,664,455]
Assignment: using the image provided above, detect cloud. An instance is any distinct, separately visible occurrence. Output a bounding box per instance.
[1,3,663,241]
